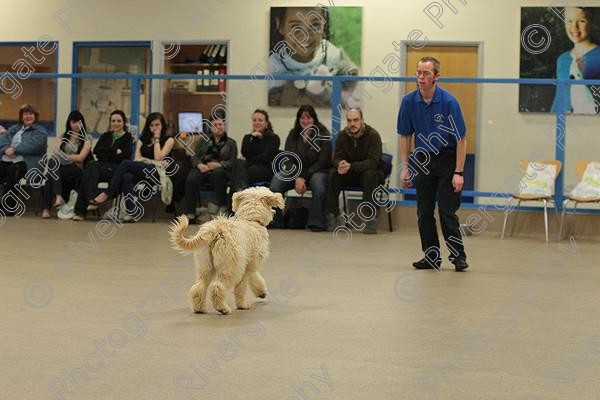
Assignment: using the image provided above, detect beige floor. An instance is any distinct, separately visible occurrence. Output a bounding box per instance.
[2,214,600,400]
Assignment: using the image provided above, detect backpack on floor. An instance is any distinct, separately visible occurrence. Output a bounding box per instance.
[284,206,309,229]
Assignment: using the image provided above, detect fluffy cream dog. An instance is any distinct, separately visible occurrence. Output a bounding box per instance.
[170,187,285,314]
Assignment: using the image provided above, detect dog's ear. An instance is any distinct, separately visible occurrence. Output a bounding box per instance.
[231,191,244,212]
[265,192,285,210]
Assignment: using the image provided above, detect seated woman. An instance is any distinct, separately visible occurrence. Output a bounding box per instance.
[0,103,48,216]
[230,109,280,193]
[91,112,174,222]
[184,113,237,223]
[72,110,133,220]
[41,111,92,218]
[270,105,332,231]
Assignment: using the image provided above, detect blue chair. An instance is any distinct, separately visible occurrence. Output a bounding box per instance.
[341,153,394,232]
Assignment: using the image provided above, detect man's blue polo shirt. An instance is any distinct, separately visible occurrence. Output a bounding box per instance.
[397,85,466,153]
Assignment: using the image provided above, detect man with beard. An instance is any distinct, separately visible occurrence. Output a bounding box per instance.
[325,109,384,234]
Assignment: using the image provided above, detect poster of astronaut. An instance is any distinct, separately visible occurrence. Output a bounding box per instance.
[519,6,600,114]
[268,6,362,108]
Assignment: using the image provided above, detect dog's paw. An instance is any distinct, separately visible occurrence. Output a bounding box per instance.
[237,302,250,310]
[191,307,207,314]
[216,306,232,315]
[256,292,267,299]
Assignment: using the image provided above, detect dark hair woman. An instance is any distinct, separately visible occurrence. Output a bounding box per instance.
[89,112,175,222]
[269,105,332,231]
[72,110,133,220]
[41,111,92,218]
[230,109,281,193]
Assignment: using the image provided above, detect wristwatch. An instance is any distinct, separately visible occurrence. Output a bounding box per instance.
[454,171,463,176]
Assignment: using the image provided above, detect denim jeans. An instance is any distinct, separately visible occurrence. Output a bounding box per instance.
[270,171,327,229]
[184,167,230,215]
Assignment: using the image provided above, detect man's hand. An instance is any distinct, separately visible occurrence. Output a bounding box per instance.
[452,174,464,192]
[4,147,15,158]
[337,160,351,175]
[294,177,307,194]
[401,168,413,188]
[206,161,220,170]
[198,163,210,173]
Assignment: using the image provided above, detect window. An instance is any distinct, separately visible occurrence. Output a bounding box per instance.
[72,42,151,135]
[0,41,58,135]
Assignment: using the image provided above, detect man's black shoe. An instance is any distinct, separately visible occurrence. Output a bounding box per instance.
[412,258,441,270]
[453,258,469,272]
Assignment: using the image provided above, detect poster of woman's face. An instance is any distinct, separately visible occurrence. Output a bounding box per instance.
[268,6,362,108]
[520,7,600,114]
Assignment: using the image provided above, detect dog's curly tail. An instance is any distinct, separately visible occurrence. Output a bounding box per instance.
[169,215,208,254]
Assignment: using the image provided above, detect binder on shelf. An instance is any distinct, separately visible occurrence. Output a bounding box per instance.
[199,46,209,63]
[218,45,227,64]
[211,45,220,63]
[202,45,214,63]
[218,66,226,92]
[196,70,204,92]
[210,67,219,92]
[203,68,211,91]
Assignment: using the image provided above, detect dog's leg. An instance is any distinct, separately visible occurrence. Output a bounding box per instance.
[188,269,214,313]
[209,273,231,315]
[234,276,250,310]
[249,271,268,299]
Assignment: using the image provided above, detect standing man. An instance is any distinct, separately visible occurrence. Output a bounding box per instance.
[325,109,384,234]
[397,56,469,271]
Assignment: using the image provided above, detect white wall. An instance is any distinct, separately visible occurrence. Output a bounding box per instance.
[2,0,598,193]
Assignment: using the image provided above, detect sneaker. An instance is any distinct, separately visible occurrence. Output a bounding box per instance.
[412,257,441,270]
[87,204,98,211]
[452,258,469,272]
[72,214,85,221]
[363,217,378,234]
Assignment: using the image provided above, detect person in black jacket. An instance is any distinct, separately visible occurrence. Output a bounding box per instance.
[325,109,384,234]
[72,110,133,220]
[184,113,237,222]
[230,109,280,193]
[41,111,92,218]
[270,105,331,231]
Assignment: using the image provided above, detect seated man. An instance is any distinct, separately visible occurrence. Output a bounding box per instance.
[325,109,384,234]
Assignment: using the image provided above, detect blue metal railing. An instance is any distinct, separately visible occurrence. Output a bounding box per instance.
[15,72,600,211]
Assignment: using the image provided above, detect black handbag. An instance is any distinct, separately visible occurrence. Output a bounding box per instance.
[284,206,309,229]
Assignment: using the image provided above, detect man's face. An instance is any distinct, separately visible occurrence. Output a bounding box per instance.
[346,110,364,135]
[416,61,439,91]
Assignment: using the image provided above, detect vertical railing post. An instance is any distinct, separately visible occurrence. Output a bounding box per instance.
[331,77,342,147]
[555,78,568,209]
[130,75,141,138]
